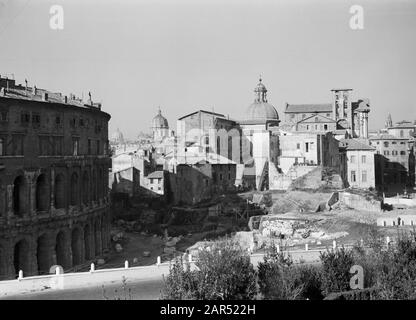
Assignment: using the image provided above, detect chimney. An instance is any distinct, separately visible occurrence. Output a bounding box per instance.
[42,92,48,101]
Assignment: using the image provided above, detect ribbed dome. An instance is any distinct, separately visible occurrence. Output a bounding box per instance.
[244,78,279,122]
[152,109,169,129]
[245,102,279,121]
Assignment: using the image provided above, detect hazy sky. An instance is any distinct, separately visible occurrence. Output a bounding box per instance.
[0,0,415,139]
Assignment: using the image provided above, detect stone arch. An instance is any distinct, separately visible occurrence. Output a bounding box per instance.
[71,227,83,266]
[94,219,102,256]
[84,224,92,260]
[13,239,31,276]
[55,231,70,269]
[36,233,52,274]
[70,172,79,206]
[13,175,27,215]
[36,174,49,212]
[54,173,66,209]
[82,171,90,205]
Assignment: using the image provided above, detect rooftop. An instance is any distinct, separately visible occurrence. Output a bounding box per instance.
[0,75,103,111]
[369,133,410,140]
[178,109,226,121]
[146,171,164,179]
[339,138,375,151]
[285,103,332,114]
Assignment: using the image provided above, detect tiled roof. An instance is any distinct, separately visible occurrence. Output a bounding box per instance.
[296,114,336,123]
[388,121,416,129]
[147,171,164,179]
[369,134,409,140]
[285,103,332,113]
[339,139,375,151]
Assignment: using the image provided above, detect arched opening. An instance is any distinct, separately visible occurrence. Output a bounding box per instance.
[13,176,26,215]
[82,171,90,205]
[36,234,51,274]
[84,225,91,260]
[71,228,83,266]
[54,174,65,209]
[92,170,97,201]
[70,172,79,206]
[36,174,49,212]
[13,239,31,276]
[55,231,68,268]
[95,220,102,256]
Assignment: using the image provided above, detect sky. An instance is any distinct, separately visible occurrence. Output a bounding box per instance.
[0,0,415,139]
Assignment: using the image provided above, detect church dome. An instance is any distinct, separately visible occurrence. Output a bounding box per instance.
[244,78,279,122]
[152,108,169,129]
[111,128,125,144]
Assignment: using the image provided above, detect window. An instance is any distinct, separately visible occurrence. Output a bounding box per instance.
[400,151,406,155]
[383,150,390,156]
[362,170,367,183]
[290,114,295,119]
[32,113,41,128]
[306,125,309,130]
[350,155,356,163]
[324,124,328,130]
[72,137,79,156]
[400,130,404,137]
[219,174,223,181]
[70,118,76,128]
[296,143,301,150]
[79,118,85,127]
[0,137,4,156]
[88,139,92,155]
[205,136,209,145]
[12,134,24,156]
[21,112,30,125]
[52,136,63,155]
[315,117,318,122]
[305,142,309,153]
[0,110,8,122]
[96,140,100,155]
[351,171,356,182]
[150,178,154,184]
[38,136,51,156]
[383,141,389,147]
[302,114,306,119]
[361,155,366,163]
[55,115,62,125]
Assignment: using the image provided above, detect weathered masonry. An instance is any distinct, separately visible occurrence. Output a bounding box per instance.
[0,76,111,280]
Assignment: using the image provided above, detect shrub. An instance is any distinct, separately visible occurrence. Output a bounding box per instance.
[320,247,355,296]
[160,240,257,300]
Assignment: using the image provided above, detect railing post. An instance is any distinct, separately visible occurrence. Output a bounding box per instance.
[18,270,23,280]
[124,260,129,269]
[305,243,308,251]
[333,240,337,250]
[55,267,60,275]
[90,263,95,273]
[157,256,161,266]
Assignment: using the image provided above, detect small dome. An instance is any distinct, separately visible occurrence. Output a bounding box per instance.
[152,108,169,129]
[244,78,279,122]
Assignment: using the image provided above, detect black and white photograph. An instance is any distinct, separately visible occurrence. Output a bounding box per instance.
[0,0,416,307]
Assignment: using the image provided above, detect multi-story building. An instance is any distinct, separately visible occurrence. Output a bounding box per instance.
[0,76,111,280]
[369,133,415,195]
[339,139,376,189]
[284,89,371,139]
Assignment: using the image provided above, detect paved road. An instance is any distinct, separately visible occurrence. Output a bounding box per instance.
[0,249,324,300]
[1,278,164,300]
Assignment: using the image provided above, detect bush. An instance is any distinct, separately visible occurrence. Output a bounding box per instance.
[257,243,323,300]
[320,247,355,296]
[161,240,257,300]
